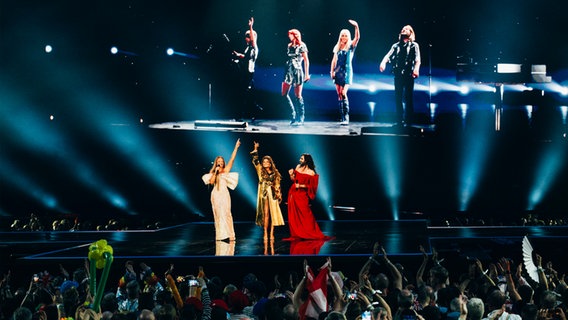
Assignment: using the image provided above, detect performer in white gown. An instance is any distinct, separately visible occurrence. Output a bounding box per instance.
[202,139,241,241]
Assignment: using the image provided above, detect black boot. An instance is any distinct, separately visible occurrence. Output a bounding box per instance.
[338,100,345,123]
[340,99,349,125]
[297,97,305,125]
[285,95,296,124]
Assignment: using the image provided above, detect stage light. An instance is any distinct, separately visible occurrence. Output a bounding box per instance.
[560,106,568,124]
[0,85,139,216]
[109,46,138,56]
[457,107,493,211]
[459,104,468,120]
[371,137,402,220]
[497,63,522,73]
[526,105,534,121]
[429,103,437,121]
[429,85,438,95]
[459,85,469,95]
[527,143,566,210]
[539,82,568,96]
[368,102,376,118]
[165,48,199,59]
[0,157,66,213]
[45,45,53,53]
[50,114,54,121]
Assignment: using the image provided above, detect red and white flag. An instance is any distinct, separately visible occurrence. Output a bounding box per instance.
[299,262,329,320]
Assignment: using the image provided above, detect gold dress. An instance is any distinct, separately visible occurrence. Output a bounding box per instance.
[251,151,285,227]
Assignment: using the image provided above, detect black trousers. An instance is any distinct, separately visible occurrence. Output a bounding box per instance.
[394,74,415,124]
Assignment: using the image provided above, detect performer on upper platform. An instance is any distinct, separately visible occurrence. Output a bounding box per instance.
[285,153,331,240]
[250,141,285,241]
[202,139,241,242]
[233,17,260,120]
[379,25,421,126]
[282,29,310,126]
[330,19,360,125]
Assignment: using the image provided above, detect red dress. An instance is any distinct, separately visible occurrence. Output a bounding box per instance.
[285,170,331,240]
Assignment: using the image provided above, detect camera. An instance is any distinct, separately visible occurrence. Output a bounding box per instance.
[362,311,371,320]
[348,292,357,300]
[188,279,199,287]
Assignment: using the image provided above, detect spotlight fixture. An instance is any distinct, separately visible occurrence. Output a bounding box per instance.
[166,48,199,59]
[109,46,138,56]
[44,45,53,53]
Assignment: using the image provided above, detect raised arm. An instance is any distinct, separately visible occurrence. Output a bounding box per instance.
[379,245,403,291]
[349,20,360,47]
[293,259,309,308]
[535,253,549,290]
[361,273,392,320]
[224,138,241,172]
[416,245,429,287]
[248,17,256,47]
[326,257,344,310]
[500,257,521,302]
[359,242,380,284]
[475,259,496,287]
[251,141,259,154]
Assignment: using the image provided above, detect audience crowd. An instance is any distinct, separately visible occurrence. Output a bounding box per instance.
[6,212,568,233]
[0,242,565,320]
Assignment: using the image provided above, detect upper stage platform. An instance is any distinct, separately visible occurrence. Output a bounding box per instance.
[149,119,436,137]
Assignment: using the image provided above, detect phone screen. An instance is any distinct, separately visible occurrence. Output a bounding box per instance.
[362,311,371,320]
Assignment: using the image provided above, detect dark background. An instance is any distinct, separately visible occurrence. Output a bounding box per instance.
[1,0,568,228]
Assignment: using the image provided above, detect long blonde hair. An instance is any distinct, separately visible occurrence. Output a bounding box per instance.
[210,156,225,174]
[333,29,352,53]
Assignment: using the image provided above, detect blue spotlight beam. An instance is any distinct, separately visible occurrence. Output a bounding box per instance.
[458,105,494,211]
[372,137,402,220]
[527,143,567,210]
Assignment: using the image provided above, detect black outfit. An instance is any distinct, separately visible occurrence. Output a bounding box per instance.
[237,42,259,120]
[384,40,420,125]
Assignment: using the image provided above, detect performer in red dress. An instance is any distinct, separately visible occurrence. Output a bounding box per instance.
[285,153,331,240]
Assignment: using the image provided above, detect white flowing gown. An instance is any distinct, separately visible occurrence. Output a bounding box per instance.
[202,172,239,240]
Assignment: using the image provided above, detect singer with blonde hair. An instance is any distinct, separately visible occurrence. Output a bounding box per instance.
[330,19,360,125]
[202,138,241,241]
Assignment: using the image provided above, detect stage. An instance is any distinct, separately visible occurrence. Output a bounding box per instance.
[2,219,567,289]
[2,116,568,288]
